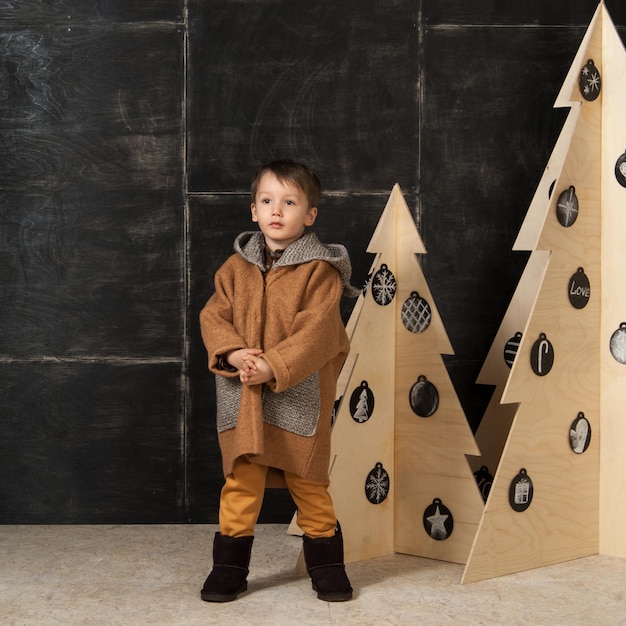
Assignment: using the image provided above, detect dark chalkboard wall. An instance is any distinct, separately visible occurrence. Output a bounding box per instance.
[1,0,624,523]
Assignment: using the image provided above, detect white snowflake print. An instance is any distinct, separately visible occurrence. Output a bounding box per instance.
[365,462,390,504]
[372,264,396,306]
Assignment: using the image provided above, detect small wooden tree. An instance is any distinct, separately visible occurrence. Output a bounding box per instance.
[326,184,483,564]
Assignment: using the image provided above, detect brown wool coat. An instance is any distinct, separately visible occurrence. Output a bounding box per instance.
[200,232,355,486]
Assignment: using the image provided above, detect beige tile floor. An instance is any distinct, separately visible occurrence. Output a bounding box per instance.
[1,523,625,626]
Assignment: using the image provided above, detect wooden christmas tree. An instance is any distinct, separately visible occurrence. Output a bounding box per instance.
[463,1,626,583]
[325,184,483,565]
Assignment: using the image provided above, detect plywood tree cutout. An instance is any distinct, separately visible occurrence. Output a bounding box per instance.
[469,104,579,481]
[325,184,483,565]
[467,250,549,486]
[325,188,399,563]
[463,1,626,583]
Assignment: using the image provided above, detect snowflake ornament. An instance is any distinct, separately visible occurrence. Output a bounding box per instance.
[371,264,397,306]
[364,462,390,504]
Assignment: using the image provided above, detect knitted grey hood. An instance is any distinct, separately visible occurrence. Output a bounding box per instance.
[234,231,360,298]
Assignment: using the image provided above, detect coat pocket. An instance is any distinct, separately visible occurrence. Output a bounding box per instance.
[215,375,241,433]
[262,372,320,437]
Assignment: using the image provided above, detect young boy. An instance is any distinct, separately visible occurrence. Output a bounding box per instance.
[199,160,358,603]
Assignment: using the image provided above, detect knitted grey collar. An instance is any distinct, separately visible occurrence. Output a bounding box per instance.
[234,231,359,298]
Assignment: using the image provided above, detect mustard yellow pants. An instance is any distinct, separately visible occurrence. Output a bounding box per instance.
[219,456,337,539]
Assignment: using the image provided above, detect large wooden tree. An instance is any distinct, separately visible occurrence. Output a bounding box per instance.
[464,1,626,583]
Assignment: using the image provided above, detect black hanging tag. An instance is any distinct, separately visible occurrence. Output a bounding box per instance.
[568,267,590,309]
[569,412,591,454]
[503,332,523,368]
[579,59,601,101]
[530,333,554,376]
[509,468,534,512]
[371,264,396,306]
[401,291,432,333]
[364,462,390,504]
[423,498,454,540]
[556,186,579,227]
[409,375,439,417]
[350,381,374,423]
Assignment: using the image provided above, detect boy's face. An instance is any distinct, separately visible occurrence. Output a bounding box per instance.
[251,172,318,251]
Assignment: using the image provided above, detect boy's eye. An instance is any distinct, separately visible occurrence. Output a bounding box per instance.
[262,198,271,204]
[285,199,295,206]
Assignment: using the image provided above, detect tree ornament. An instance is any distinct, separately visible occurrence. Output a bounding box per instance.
[509,468,534,512]
[401,291,432,333]
[609,322,626,364]
[349,380,374,423]
[503,331,523,368]
[614,150,626,188]
[364,462,390,504]
[371,263,396,306]
[579,58,601,101]
[569,412,591,454]
[473,465,493,502]
[409,374,439,417]
[423,498,454,540]
[530,333,554,376]
[568,267,590,309]
[556,186,579,227]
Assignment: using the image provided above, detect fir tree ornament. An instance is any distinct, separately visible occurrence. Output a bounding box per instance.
[349,381,374,423]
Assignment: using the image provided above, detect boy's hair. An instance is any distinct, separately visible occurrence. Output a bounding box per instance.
[251,159,321,209]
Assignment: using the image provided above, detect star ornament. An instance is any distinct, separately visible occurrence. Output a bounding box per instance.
[423,498,454,540]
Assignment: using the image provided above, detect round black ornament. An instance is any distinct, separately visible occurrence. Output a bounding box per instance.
[331,397,342,427]
[423,498,454,540]
[556,186,579,227]
[365,462,390,504]
[401,291,432,333]
[530,333,554,376]
[579,59,601,101]
[474,466,493,502]
[548,179,556,199]
[609,323,626,364]
[569,412,591,454]
[509,468,533,512]
[615,151,626,188]
[371,264,396,306]
[409,375,439,417]
[362,271,373,296]
[568,267,590,309]
[350,381,374,423]
[504,332,523,368]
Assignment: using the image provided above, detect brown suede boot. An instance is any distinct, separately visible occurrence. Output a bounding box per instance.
[200,533,253,602]
[302,523,353,602]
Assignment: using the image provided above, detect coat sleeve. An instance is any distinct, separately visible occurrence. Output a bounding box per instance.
[199,260,247,375]
[263,261,349,393]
